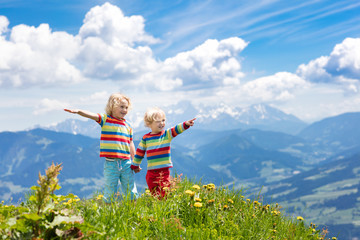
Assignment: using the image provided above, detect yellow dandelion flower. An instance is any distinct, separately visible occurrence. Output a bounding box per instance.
[194,197,202,202]
[194,202,203,208]
[228,199,234,204]
[96,194,104,200]
[297,216,304,221]
[223,205,229,210]
[192,185,200,190]
[254,200,260,205]
[271,210,280,216]
[332,237,337,240]
[185,190,195,196]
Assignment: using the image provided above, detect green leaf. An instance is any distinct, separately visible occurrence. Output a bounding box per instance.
[30,186,40,191]
[29,195,37,202]
[11,218,29,233]
[49,215,84,228]
[22,213,43,221]
[67,193,75,198]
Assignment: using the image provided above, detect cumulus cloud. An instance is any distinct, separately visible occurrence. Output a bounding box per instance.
[33,98,67,115]
[76,2,160,80]
[79,2,158,46]
[0,3,247,91]
[0,3,160,88]
[297,37,360,93]
[326,38,360,79]
[242,72,309,101]
[156,37,248,89]
[0,22,84,88]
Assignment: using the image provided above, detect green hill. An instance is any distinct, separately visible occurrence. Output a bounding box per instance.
[0,163,337,240]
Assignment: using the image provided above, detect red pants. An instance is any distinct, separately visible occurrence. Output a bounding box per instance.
[146,168,170,198]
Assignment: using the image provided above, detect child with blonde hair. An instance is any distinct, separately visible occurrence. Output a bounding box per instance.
[131,107,196,198]
[64,93,138,202]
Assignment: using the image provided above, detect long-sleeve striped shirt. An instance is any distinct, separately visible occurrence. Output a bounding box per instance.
[132,122,190,170]
[97,114,133,159]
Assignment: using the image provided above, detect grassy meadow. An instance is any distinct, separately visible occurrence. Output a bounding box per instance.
[0,163,337,239]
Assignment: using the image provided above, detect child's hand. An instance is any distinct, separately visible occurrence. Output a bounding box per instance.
[185,118,196,127]
[64,108,78,114]
[131,165,141,173]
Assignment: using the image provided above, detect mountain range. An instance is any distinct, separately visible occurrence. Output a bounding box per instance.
[1,102,360,239]
[44,102,308,138]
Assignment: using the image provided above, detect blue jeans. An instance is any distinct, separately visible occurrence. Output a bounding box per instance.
[103,158,138,202]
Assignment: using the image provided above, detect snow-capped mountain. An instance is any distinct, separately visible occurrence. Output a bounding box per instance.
[44,118,100,139]
[195,103,307,134]
[45,102,307,136]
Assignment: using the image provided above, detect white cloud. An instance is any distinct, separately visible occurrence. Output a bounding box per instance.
[76,2,160,80]
[297,56,331,83]
[242,72,309,101]
[0,3,159,88]
[0,16,8,35]
[77,37,158,80]
[0,3,248,92]
[33,98,67,115]
[79,2,159,46]
[296,37,360,92]
[326,37,360,79]
[0,21,85,88]
[88,91,109,101]
[158,37,248,89]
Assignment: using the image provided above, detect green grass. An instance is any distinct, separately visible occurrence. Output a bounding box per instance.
[0,163,337,239]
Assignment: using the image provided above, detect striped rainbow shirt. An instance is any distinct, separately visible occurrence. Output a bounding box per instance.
[97,114,133,159]
[132,122,190,170]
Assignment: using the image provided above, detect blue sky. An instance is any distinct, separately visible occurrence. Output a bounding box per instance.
[0,0,360,131]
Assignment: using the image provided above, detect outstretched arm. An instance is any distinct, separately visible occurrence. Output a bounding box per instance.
[64,108,99,122]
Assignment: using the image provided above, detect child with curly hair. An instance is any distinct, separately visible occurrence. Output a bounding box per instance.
[131,107,196,198]
[64,93,138,202]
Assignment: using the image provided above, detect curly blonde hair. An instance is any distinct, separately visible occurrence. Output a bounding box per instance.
[144,107,166,127]
[105,93,131,116]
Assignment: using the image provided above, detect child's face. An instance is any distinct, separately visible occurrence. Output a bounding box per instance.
[112,99,129,119]
[149,113,166,134]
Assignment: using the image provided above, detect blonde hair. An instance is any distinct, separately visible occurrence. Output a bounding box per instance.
[144,107,166,127]
[105,93,131,116]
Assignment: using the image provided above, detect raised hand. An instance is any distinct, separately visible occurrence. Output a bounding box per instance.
[185,118,196,127]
